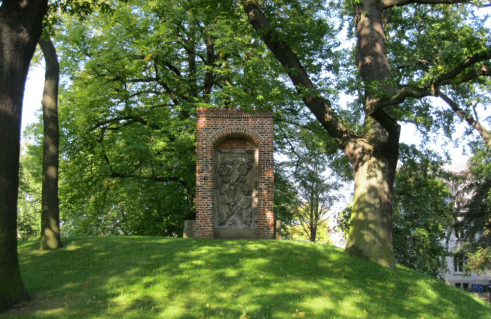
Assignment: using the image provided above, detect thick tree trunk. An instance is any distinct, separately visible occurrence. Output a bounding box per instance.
[343,0,400,268]
[344,119,399,267]
[0,0,48,313]
[39,34,62,250]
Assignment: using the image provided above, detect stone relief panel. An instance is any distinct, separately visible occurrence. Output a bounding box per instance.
[214,149,258,230]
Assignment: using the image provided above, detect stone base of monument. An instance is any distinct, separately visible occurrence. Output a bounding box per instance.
[183,220,196,238]
[214,228,258,239]
[185,220,281,239]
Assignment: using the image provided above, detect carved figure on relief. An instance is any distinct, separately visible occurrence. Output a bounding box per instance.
[216,155,257,229]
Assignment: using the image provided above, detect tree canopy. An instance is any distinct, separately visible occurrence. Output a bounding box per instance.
[242,0,490,267]
[15,0,491,268]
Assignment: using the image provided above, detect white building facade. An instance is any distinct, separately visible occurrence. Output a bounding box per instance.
[442,217,491,293]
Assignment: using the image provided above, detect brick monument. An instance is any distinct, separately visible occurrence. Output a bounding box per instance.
[194,108,274,239]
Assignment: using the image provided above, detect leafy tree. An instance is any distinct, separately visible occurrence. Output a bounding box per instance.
[454,141,491,274]
[47,0,295,236]
[18,140,43,241]
[242,0,490,267]
[277,123,341,242]
[288,219,334,244]
[392,145,454,277]
[273,168,300,237]
[0,0,49,312]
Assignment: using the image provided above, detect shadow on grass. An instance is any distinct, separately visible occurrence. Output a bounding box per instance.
[2,237,489,319]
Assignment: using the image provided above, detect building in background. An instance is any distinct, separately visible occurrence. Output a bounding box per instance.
[443,172,491,295]
[443,218,491,293]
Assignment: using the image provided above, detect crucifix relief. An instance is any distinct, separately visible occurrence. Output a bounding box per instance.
[214,149,258,238]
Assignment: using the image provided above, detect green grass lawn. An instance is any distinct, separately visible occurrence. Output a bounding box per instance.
[2,237,489,319]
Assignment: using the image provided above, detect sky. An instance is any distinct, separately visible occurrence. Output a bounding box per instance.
[22,63,45,133]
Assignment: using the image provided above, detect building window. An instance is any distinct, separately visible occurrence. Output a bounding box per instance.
[455,283,461,289]
[454,228,461,238]
[463,283,469,291]
[454,227,467,239]
[454,255,466,273]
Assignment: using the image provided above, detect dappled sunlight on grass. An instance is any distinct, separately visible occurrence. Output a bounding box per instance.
[2,236,489,319]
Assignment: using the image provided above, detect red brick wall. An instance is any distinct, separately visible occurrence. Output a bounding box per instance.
[215,138,256,150]
[195,108,274,239]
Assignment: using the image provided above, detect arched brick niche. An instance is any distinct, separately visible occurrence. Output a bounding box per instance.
[195,108,274,239]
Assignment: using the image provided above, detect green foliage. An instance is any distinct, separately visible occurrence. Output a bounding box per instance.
[45,0,315,236]
[336,205,351,240]
[276,123,342,242]
[384,4,490,140]
[287,222,333,244]
[392,144,454,277]
[44,0,113,32]
[17,121,44,241]
[466,246,491,276]
[455,141,491,274]
[17,147,42,241]
[37,0,353,237]
[3,237,489,318]
[273,168,300,231]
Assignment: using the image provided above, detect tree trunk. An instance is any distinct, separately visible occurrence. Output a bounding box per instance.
[344,119,399,267]
[343,0,400,268]
[309,205,315,241]
[0,1,48,313]
[39,34,62,250]
[311,219,317,242]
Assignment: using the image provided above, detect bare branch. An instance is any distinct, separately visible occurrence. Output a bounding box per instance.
[283,136,302,177]
[439,92,491,148]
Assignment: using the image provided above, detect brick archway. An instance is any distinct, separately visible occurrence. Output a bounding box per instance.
[195,108,274,239]
[207,126,264,148]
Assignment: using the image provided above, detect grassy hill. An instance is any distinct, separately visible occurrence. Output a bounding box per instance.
[2,237,489,319]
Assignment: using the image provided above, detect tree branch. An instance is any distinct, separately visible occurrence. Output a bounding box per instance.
[440,65,490,85]
[432,49,491,89]
[164,61,182,77]
[370,51,491,111]
[109,171,185,185]
[100,141,188,187]
[369,86,433,110]
[383,0,471,9]
[90,115,160,131]
[439,92,491,148]
[243,0,350,143]
[124,77,158,83]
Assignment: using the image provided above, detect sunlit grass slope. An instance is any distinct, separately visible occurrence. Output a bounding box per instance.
[2,237,489,319]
